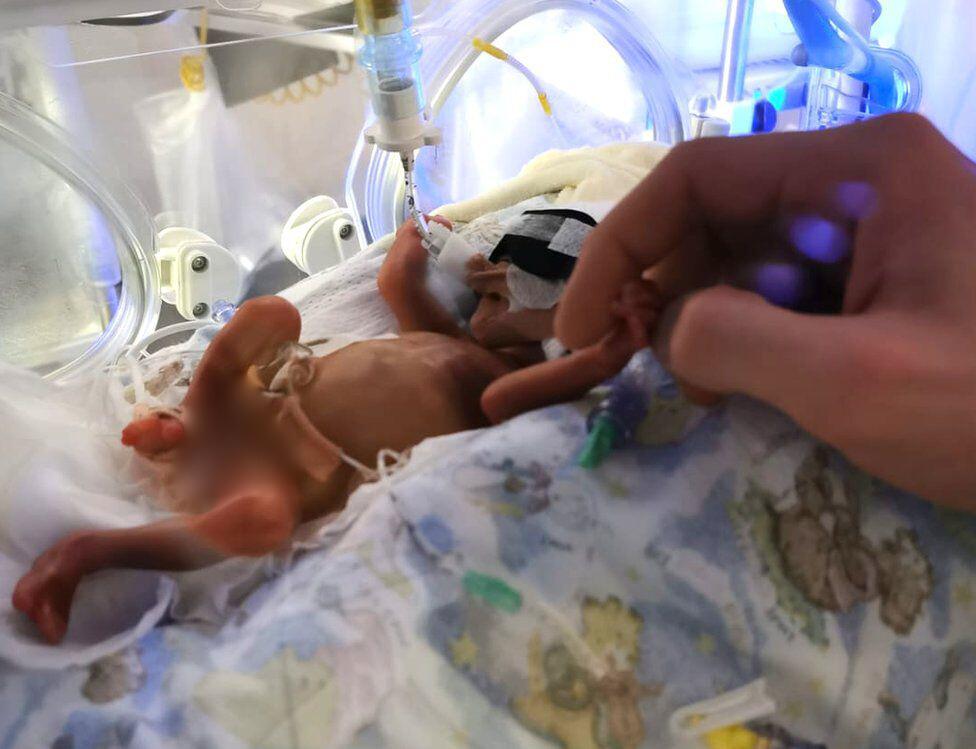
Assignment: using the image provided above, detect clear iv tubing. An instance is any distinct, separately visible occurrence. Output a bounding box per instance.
[402,152,435,251]
[401,29,552,257]
[124,321,212,360]
[422,27,553,116]
[54,22,359,68]
[801,0,873,62]
[123,301,237,360]
[579,350,656,469]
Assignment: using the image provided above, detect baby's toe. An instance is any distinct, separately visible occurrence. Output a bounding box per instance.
[37,599,68,644]
[121,415,184,455]
[12,574,36,615]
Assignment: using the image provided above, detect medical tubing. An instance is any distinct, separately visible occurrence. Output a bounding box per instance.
[56,23,359,68]
[126,321,212,359]
[422,27,552,115]
[578,351,655,468]
[402,154,435,250]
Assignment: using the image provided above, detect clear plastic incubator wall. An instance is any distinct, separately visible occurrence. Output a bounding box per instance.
[0,0,973,382]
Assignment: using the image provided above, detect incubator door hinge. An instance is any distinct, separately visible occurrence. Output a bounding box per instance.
[155,227,244,321]
[281,196,366,275]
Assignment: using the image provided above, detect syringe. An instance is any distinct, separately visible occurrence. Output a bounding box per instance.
[356,0,442,254]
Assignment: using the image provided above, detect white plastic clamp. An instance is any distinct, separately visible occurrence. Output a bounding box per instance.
[281,196,365,275]
[155,227,243,321]
[364,117,442,155]
[668,678,777,746]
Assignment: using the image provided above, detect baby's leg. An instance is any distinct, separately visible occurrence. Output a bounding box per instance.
[121,296,302,457]
[186,296,302,405]
[13,476,300,644]
[377,218,466,338]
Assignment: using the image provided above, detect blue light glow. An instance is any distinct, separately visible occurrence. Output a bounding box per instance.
[789,214,850,263]
[834,181,879,220]
[752,263,806,307]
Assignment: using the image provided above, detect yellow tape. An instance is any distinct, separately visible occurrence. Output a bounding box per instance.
[180,8,208,93]
[472,37,552,117]
[538,92,552,116]
[472,37,509,61]
[704,725,766,749]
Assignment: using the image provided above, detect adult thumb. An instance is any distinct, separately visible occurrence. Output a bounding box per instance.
[652,286,851,419]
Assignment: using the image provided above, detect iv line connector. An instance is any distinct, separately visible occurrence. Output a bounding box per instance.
[402,153,437,256]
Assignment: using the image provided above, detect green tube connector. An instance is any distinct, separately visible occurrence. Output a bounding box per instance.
[462,571,522,613]
[578,414,619,469]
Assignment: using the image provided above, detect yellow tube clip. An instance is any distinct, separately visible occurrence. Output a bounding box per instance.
[179,8,208,93]
[472,37,509,61]
[538,92,552,116]
[704,724,769,749]
[472,37,552,116]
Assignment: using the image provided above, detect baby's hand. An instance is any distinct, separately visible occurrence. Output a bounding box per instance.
[465,256,510,299]
[596,280,664,369]
[612,279,663,350]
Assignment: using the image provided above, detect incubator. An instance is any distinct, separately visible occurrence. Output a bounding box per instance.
[0,0,972,383]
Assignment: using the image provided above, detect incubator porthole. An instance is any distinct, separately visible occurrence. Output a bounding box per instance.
[0,94,159,382]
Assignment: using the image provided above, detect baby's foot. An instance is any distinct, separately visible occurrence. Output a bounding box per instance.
[121,412,185,457]
[12,535,87,644]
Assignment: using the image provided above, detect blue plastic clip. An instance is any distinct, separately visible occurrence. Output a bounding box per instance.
[785,0,917,113]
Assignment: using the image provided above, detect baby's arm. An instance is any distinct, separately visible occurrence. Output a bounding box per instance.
[377,218,466,338]
[481,281,660,424]
[481,345,626,424]
[13,476,300,644]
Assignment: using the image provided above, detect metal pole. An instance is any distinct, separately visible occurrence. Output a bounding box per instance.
[718,0,756,103]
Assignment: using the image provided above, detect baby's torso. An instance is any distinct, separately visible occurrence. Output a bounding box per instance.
[149,332,513,519]
[295,332,512,466]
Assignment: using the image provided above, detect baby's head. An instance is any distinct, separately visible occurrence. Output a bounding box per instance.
[464,254,558,349]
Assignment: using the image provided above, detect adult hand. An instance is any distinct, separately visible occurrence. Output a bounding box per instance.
[556,114,976,509]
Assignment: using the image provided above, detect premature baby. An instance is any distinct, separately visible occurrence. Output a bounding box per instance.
[13,216,659,644]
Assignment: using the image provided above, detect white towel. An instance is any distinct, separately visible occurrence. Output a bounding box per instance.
[435,142,671,223]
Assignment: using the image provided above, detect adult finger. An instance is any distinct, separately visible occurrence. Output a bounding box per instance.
[652,285,859,435]
[556,117,902,349]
